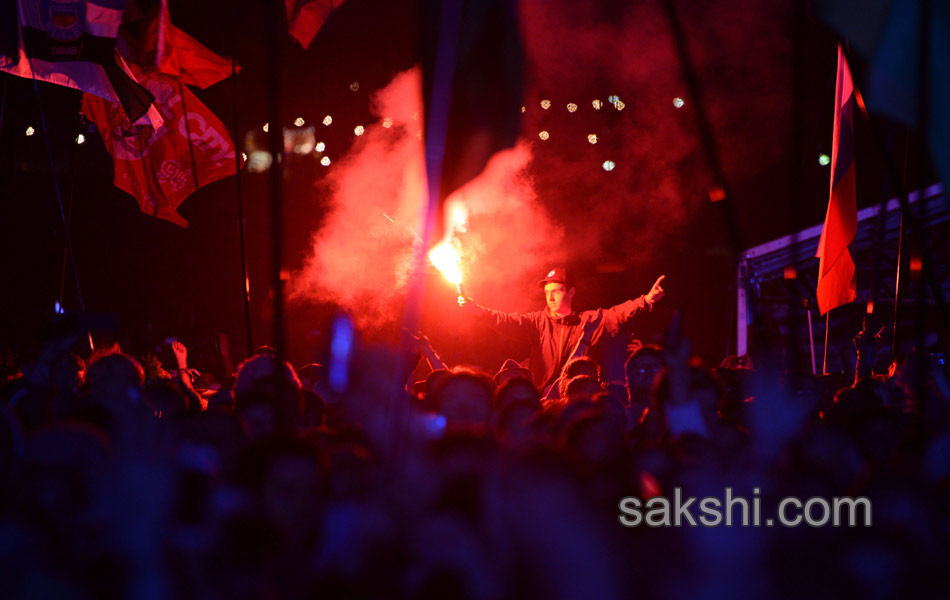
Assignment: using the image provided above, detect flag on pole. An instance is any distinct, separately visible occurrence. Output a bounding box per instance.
[816,0,950,213]
[285,0,345,49]
[816,44,858,315]
[0,0,159,125]
[81,70,241,227]
[143,0,238,89]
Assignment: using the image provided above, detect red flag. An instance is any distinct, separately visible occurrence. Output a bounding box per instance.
[285,0,345,49]
[82,70,241,227]
[816,45,857,315]
[0,0,160,126]
[144,0,238,89]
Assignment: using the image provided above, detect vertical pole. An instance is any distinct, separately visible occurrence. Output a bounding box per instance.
[806,303,817,375]
[822,311,831,375]
[231,1,253,357]
[265,1,285,359]
[736,261,747,356]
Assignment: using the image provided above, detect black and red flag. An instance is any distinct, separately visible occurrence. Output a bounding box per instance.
[0,0,160,125]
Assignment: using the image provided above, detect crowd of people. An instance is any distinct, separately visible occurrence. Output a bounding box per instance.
[1,310,949,599]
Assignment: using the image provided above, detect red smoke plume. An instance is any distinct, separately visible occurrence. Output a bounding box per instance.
[291,68,565,328]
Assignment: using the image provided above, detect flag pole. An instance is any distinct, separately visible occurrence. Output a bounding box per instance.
[822,310,830,375]
[839,42,950,354]
[231,1,253,357]
[29,73,87,316]
[0,78,7,140]
[661,0,742,257]
[58,132,82,313]
[265,0,285,360]
[805,300,817,375]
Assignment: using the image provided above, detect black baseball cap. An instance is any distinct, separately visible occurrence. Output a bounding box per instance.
[538,267,573,288]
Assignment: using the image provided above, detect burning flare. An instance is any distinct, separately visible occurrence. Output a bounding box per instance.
[428,201,469,293]
[428,241,463,285]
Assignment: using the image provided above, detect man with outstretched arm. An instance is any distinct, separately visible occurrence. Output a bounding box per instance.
[459,267,666,397]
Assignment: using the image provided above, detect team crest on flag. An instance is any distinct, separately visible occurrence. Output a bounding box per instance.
[43,0,85,42]
[157,160,192,192]
[82,70,242,228]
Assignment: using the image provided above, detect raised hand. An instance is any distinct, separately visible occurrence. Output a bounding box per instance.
[646,275,666,305]
[171,340,188,370]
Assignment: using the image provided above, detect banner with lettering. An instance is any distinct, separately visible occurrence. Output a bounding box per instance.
[82,70,240,227]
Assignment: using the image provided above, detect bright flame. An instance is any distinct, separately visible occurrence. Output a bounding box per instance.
[428,241,463,285]
[428,202,469,286]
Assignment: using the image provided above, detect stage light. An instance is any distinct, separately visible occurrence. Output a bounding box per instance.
[673,97,685,108]
[602,160,615,171]
[540,99,551,109]
[242,152,247,161]
[315,142,325,152]
[75,134,85,144]
[349,81,360,91]
[323,115,333,126]
[294,117,305,126]
[607,95,619,105]
[588,134,598,144]
[818,153,830,166]
[592,99,602,110]
[25,126,35,136]
[521,105,526,113]
[382,117,393,128]
[567,103,577,113]
[247,151,273,172]
[262,123,269,132]
[354,125,365,136]
[54,301,64,314]
[614,100,626,111]
[539,130,550,140]
[321,156,331,166]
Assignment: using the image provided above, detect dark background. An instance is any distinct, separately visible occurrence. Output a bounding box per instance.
[0,0,938,377]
